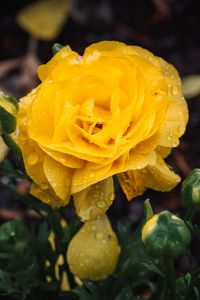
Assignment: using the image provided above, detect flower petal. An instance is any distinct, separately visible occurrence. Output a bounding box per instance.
[30,183,61,208]
[118,154,180,200]
[43,155,72,204]
[73,177,114,221]
[118,171,146,200]
[140,154,181,191]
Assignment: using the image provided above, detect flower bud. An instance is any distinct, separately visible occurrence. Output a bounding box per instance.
[181,169,200,206]
[142,211,191,258]
[0,92,18,134]
[67,215,120,280]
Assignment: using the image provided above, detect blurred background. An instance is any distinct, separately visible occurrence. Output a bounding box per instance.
[0,0,200,267]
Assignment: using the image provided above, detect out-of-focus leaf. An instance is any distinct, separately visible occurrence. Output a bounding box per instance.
[16,0,71,40]
[114,287,134,300]
[182,75,200,98]
[74,282,101,300]
[0,219,29,253]
[0,270,20,297]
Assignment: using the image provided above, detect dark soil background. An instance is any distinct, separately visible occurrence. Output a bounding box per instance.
[0,0,200,297]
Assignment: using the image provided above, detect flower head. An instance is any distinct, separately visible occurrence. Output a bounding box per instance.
[17,41,188,220]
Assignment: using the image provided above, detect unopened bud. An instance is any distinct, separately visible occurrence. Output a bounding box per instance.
[67,215,120,280]
[0,92,18,134]
[142,211,191,258]
[181,169,200,206]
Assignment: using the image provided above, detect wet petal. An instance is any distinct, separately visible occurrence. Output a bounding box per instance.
[140,154,181,191]
[30,183,61,208]
[73,177,114,221]
[118,154,180,200]
[118,171,146,200]
[43,155,72,204]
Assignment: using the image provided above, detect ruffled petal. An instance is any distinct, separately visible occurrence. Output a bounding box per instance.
[118,154,180,200]
[140,154,181,191]
[73,177,114,221]
[117,171,146,200]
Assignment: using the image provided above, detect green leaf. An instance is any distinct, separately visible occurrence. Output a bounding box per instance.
[62,216,81,245]
[0,219,29,253]
[0,106,16,133]
[114,287,134,300]
[73,282,101,300]
[0,270,20,297]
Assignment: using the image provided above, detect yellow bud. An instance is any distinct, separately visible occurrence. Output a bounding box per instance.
[67,215,120,280]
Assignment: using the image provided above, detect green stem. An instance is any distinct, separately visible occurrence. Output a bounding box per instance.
[162,258,177,300]
[184,205,197,221]
[143,198,154,222]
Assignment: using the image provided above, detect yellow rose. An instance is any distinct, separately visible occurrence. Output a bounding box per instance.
[17,41,188,221]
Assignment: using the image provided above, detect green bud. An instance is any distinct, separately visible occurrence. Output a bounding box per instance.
[0,92,18,134]
[142,211,191,258]
[52,43,63,55]
[181,169,200,206]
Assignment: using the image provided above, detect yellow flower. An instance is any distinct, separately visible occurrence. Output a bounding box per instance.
[17,41,188,220]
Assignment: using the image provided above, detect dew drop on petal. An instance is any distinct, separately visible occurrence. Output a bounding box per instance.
[172,85,178,96]
[27,152,39,165]
[96,200,106,208]
[40,183,48,190]
[109,192,115,201]
[96,232,103,240]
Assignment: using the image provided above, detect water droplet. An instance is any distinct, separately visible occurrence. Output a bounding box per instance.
[96,232,103,240]
[41,183,48,190]
[172,85,178,96]
[91,226,96,231]
[96,200,106,208]
[89,173,94,178]
[109,192,115,201]
[27,152,39,165]
[19,134,27,144]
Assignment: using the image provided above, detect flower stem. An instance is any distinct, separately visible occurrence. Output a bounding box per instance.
[162,258,177,300]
